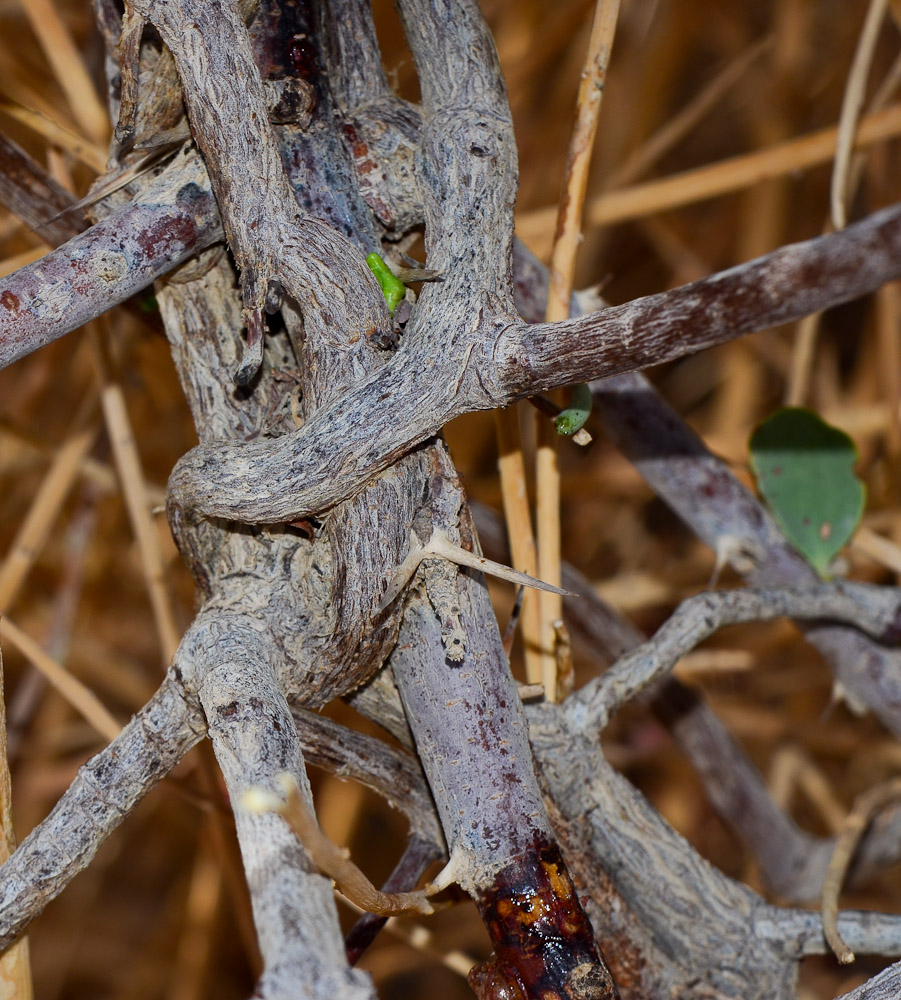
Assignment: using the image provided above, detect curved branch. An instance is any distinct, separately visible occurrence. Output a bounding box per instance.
[565,582,901,733]
[168,200,901,524]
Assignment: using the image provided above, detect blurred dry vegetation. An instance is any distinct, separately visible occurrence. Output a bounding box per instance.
[1,0,901,997]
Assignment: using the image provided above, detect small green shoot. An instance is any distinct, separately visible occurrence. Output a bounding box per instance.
[555,383,592,436]
[749,407,865,577]
[366,252,406,315]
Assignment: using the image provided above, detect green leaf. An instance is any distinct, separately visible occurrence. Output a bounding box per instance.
[749,407,865,577]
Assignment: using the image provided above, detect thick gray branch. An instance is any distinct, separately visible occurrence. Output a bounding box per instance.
[834,962,901,999]
[496,202,901,397]
[166,199,901,524]
[182,609,374,1000]
[129,0,391,382]
[0,665,205,949]
[0,148,221,371]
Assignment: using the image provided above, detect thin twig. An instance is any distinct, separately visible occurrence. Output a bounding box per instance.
[243,775,435,917]
[822,778,901,964]
[565,583,901,733]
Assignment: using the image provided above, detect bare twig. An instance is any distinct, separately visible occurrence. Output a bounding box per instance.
[289,708,443,852]
[591,369,901,737]
[566,583,901,733]
[821,778,901,965]
[530,699,901,998]
[243,774,435,917]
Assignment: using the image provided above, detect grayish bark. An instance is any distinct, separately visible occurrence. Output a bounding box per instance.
[3,0,901,996]
[566,583,901,733]
[835,962,901,999]
[0,666,205,948]
[0,148,221,370]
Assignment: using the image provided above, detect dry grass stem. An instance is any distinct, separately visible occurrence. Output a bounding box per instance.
[0,103,106,172]
[607,35,772,190]
[537,0,621,701]
[90,321,182,662]
[0,418,98,613]
[786,45,901,407]
[0,617,120,743]
[853,526,901,577]
[168,840,222,1000]
[15,0,108,144]
[493,408,543,683]
[768,746,846,835]
[830,0,890,230]
[517,103,901,248]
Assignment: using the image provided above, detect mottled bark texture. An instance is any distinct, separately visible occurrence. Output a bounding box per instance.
[3,0,901,998]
